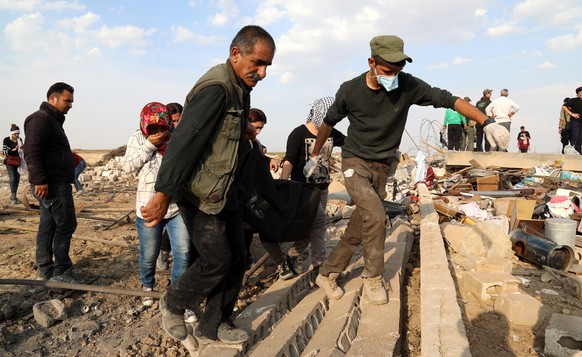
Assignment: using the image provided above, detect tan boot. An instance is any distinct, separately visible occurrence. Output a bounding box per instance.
[363,276,388,305]
[316,273,344,300]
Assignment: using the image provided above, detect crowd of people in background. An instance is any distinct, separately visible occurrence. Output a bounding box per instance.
[2,25,581,347]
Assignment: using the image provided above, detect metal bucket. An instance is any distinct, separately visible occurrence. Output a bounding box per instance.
[510,229,575,271]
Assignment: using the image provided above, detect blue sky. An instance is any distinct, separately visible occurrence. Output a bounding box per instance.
[1,0,581,155]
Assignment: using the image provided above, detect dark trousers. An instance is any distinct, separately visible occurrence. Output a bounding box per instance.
[6,164,20,198]
[571,119,582,154]
[33,182,77,276]
[166,202,246,340]
[476,125,491,152]
[447,124,463,150]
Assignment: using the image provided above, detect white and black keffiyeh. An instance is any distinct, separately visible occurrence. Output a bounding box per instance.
[306,96,334,129]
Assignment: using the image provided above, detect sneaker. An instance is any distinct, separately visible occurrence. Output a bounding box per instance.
[159,292,187,341]
[217,320,249,344]
[11,198,21,205]
[277,256,297,281]
[363,276,388,305]
[289,255,305,275]
[315,273,344,300]
[75,190,84,195]
[156,250,170,271]
[142,287,154,307]
[184,309,198,323]
[193,325,215,345]
[37,271,53,281]
[49,268,80,284]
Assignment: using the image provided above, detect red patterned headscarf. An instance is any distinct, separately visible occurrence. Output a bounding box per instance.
[139,102,171,155]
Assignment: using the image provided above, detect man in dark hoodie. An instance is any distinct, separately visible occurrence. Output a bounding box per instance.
[23,82,78,283]
[475,88,493,151]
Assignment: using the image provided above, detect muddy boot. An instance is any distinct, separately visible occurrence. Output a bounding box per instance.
[363,276,388,305]
[316,272,344,300]
[217,320,249,344]
[159,292,187,341]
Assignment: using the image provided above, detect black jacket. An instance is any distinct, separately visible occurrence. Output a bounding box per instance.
[23,102,74,185]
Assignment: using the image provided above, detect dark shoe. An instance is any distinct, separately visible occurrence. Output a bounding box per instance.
[37,271,53,281]
[49,268,81,284]
[289,255,305,274]
[159,292,187,341]
[193,325,215,345]
[11,198,21,205]
[217,320,249,344]
[278,256,297,281]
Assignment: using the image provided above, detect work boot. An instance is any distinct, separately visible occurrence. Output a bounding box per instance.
[49,267,81,284]
[363,276,388,305]
[277,256,297,281]
[315,272,344,300]
[159,292,187,341]
[156,250,170,271]
[10,196,21,205]
[217,320,249,344]
[193,325,215,345]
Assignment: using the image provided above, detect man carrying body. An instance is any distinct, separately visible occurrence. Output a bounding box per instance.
[23,82,79,283]
[486,88,520,148]
[307,35,509,304]
[140,25,275,344]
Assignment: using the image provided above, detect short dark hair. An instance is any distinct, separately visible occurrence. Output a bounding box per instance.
[373,55,406,70]
[576,86,582,94]
[230,25,275,56]
[564,97,571,103]
[166,102,183,115]
[10,123,19,131]
[520,126,525,129]
[248,108,267,124]
[47,82,74,99]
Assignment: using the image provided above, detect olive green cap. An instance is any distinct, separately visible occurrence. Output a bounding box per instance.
[370,35,412,63]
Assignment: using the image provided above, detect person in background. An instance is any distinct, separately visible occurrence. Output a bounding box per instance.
[71,151,86,194]
[475,88,493,151]
[307,35,509,305]
[243,107,279,268]
[442,107,466,151]
[485,88,520,149]
[156,102,184,272]
[562,87,582,154]
[3,124,24,204]
[559,97,571,154]
[516,126,531,153]
[23,82,79,283]
[463,97,476,151]
[140,25,276,344]
[263,96,345,280]
[122,102,194,325]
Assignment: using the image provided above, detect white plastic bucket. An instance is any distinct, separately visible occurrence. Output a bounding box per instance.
[544,218,577,251]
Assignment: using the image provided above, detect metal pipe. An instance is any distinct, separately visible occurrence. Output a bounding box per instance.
[0,279,162,298]
[509,229,575,271]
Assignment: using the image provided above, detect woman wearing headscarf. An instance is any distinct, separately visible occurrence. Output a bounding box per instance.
[263,97,345,280]
[122,102,194,321]
[3,123,24,204]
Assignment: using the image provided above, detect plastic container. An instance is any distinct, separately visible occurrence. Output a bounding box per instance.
[544,218,577,251]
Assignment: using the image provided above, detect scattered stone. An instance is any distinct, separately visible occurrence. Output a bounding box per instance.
[33,299,67,328]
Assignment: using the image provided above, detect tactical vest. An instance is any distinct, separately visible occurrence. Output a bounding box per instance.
[184,62,246,214]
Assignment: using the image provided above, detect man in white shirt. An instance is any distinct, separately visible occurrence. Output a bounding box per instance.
[485,89,520,150]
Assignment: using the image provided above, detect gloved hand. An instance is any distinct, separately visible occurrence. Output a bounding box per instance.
[482,119,509,151]
[303,156,320,178]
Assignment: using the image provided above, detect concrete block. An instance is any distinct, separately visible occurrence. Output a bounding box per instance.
[494,293,543,327]
[440,222,471,254]
[33,299,67,328]
[544,313,582,357]
[475,257,513,273]
[462,271,520,303]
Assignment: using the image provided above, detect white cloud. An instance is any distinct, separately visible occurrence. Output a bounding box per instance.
[254,6,286,25]
[94,25,156,49]
[452,57,471,65]
[0,0,41,11]
[210,12,229,26]
[42,1,85,11]
[171,26,221,44]
[128,48,146,56]
[56,12,99,32]
[538,61,556,69]
[546,28,582,50]
[208,0,239,26]
[4,12,47,52]
[486,24,521,37]
[513,0,582,26]
[279,72,294,83]
[429,62,449,69]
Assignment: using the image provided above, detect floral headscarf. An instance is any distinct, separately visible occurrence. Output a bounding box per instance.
[306,96,335,129]
[139,102,171,155]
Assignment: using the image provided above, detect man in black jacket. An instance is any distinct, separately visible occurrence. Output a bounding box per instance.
[475,88,493,151]
[23,82,78,283]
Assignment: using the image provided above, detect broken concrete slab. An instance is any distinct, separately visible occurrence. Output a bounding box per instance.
[445,151,582,172]
[544,313,582,357]
[494,292,544,327]
[462,271,520,303]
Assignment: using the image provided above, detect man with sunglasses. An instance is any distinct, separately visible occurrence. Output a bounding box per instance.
[307,35,509,305]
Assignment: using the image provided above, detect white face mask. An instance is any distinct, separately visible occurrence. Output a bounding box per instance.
[373,67,399,92]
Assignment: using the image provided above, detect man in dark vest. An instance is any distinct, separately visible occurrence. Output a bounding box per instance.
[141,25,276,344]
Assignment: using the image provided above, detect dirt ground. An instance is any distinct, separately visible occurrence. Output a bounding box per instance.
[0,149,580,357]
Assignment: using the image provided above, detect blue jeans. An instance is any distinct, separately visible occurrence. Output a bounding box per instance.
[33,182,78,277]
[74,159,86,192]
[5,164,20,198]
[135,214,193,288]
